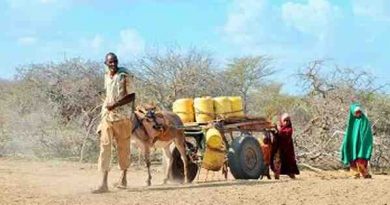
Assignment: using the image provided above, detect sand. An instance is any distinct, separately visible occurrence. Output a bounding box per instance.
[0,158,389,205]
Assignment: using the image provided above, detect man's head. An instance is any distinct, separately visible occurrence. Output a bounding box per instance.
[105,52,118,73]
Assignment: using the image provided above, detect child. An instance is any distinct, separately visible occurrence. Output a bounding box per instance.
[271,113,300,179]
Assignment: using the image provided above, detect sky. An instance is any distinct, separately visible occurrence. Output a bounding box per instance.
[0,0,389,94]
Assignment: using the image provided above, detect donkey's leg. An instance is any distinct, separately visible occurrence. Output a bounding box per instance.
[144,146,152,186]
[162,146,173,184]
[174,136,189,183]
[137,147,143,166]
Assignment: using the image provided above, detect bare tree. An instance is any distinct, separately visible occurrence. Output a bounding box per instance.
[131,47,221,109]
[7,59,104,160]
[293,60,390,169]
[247,82,297,118]
[224,56,275,112]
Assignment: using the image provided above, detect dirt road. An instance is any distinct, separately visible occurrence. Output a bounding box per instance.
[0,158,389,205]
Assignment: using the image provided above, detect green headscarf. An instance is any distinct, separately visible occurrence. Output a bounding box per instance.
[341,103,373,165]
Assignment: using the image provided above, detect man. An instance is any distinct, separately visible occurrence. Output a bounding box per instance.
[93,52,135,193]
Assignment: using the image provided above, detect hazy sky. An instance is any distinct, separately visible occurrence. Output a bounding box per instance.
[0,0,389,94]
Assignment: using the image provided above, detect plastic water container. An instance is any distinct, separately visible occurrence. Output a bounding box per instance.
[214,96,232,119]
[194,97,214,123]
[172,98,195,123]
[229,96,245,118]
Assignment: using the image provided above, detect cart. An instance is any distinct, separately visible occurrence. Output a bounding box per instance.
[169,116,276,182]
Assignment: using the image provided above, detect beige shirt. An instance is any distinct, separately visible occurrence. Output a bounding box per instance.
[101,69,134,122]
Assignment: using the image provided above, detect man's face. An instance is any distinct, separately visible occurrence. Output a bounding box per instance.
[105,55,118,72]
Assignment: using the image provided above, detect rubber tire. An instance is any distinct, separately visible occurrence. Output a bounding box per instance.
[228,135,264,179]
[170,142,198,183]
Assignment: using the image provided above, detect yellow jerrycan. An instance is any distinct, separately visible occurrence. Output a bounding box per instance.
[228,96,244,118]
[194,97,214,123]
[202,128,225,171]
[172,98,194,123]
[213,96,232,119]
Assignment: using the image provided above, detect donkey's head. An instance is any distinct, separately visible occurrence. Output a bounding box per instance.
[137,103,158,118]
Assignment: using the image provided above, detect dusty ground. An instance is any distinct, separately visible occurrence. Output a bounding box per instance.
[0,158,389,205]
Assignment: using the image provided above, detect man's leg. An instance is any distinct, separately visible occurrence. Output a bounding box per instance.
[93,121,112,193]
[113,119,131,188]
[92,171,109,194]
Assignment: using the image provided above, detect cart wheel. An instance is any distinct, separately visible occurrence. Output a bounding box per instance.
[170,142,198,183]
[228,135,264,179]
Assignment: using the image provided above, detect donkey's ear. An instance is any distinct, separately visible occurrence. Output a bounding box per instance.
[135,105,146,113]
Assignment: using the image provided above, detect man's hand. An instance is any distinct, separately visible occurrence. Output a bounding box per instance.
[106,93,135,111]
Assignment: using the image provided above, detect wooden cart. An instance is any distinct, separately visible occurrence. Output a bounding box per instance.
[170,116,276,182]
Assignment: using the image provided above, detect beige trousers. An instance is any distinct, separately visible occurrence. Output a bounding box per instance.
[97,118,131,172]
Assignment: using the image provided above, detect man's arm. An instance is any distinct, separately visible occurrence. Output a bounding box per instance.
[106,93,135,111]
[106,74,136,111]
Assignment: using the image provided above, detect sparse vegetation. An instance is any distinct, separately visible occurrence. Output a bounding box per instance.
[0,48,388,169]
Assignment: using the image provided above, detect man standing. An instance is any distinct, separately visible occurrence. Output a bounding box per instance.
[93,52,135,193]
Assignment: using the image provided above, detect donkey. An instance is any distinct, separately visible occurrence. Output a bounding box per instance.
[130,107,189,186]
